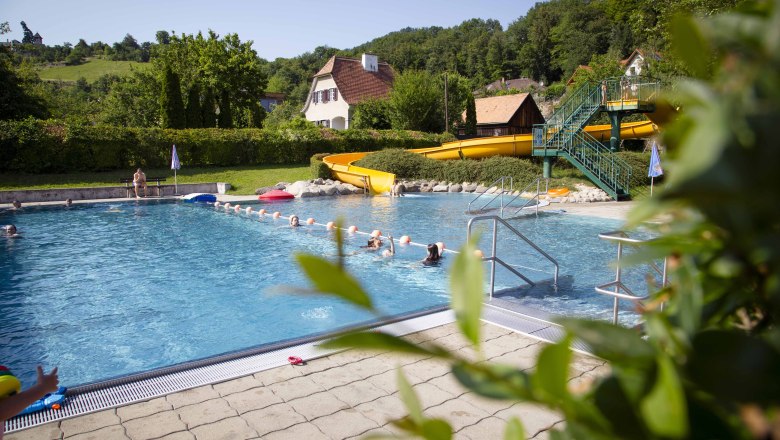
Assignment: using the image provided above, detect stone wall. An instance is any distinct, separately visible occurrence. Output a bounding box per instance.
[0,183,219,204]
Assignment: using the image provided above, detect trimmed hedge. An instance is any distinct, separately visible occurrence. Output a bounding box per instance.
[0,119,455,173]
[310,153,331,179]
[355,149,540,186]
[616,151,664,188]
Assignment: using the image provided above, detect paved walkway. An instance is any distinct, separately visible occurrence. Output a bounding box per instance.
[6,322,608,440]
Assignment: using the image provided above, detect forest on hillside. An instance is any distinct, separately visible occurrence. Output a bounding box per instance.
[1,0,742,129]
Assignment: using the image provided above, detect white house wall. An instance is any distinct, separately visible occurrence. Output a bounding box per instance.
[625,55,644,76]
[304,76,351,128]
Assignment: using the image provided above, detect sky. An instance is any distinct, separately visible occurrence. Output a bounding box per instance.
[1,0,536,60]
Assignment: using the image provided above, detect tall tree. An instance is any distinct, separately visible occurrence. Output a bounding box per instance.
[217,90,232,128]
[20,21,34,44]
[185,84,202,128]
[201,87,217,127]
[389,70,444,132]
[160,66,185,129]
[465,93,477,136]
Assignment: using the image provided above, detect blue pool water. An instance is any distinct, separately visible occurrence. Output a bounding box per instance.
[0,194,652,388]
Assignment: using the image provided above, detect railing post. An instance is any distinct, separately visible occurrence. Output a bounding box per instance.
[490,217,498,299]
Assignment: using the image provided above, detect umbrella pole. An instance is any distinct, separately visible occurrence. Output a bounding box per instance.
[650,176,654,197]
[174,169,178,195]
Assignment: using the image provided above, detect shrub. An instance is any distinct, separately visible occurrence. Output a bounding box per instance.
[616,150,663,188]
[310,153,331,179]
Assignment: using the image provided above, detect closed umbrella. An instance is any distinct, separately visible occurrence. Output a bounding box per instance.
[171,144,181,195]
[648,141,663,196]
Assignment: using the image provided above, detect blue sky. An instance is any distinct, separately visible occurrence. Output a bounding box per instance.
[1,0,535,59]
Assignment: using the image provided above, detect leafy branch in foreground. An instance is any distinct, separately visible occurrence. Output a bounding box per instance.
[291,4,780,438]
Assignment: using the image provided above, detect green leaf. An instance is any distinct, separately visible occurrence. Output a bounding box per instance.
[450,235,484,346]
[319,331,452,359]
[421,419,453,440]
[295,253,373,310]
[671,15,711,78]
[504,417,525,440]
[639,354,688,438]
[452,362,532,400]
[593,376,646,439]
[532,338,572,402]
[397,368,424,425]
[556,319,656,368]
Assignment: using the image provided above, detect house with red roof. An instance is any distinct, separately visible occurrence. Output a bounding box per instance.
[303,54,394,129]
[459,93,545,137]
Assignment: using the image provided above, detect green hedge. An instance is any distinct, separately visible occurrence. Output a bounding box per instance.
[616,151,664,188]
[310,153,331,179]
[0,119,455,173]
[355,149,540,185]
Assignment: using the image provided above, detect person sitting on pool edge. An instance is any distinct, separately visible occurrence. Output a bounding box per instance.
[422,243,441,265]
[289,215,300,227]
[133,168,147,199]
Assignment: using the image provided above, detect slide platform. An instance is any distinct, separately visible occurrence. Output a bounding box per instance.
[323,120,658,194]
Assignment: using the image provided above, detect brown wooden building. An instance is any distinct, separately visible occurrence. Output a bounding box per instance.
[460,93,545,137]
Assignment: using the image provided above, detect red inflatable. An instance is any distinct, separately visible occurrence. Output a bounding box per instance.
[259,190,295,201]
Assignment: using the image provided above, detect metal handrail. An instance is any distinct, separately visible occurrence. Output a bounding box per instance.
[467,176,513,214]
[594,230,668,324]
[467,215,559,299]
[499,177,549,218]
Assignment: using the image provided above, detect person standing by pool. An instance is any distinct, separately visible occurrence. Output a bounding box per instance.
[133,168,147,199]
[391,181,404,197]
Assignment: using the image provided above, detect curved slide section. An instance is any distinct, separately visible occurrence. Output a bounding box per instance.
[323,120,658,194]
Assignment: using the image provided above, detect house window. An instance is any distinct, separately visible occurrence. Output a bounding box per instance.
[332,88,338,101]
[312,91,319,104]
[322,89,329,103]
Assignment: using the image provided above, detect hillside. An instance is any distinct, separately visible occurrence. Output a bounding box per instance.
[38,59,152,82]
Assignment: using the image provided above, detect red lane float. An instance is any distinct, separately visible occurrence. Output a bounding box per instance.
[259,190,295,201]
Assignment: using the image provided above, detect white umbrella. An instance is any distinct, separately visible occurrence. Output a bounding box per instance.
[648,142,663,196]
[171,144,181,195]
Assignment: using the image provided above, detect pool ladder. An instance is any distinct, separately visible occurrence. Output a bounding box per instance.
[595,231,669,324]
[467,215,559,299]
[467,176,550,218]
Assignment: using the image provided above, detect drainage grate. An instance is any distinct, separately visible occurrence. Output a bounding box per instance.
[6,307,455,433]
[482,303,591,353]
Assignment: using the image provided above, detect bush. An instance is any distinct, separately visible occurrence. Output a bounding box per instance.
[310,153,331,179]
[542,83,566,100]
[0,120,453,173]
[616,150,663,188]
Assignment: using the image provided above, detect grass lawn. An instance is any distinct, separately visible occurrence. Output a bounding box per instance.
[38,59,152,83]
[0,165,311,195]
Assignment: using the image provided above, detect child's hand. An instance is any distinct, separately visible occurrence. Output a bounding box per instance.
[36,366,59,393]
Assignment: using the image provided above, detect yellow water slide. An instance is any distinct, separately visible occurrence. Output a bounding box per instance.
[323,120,658,194]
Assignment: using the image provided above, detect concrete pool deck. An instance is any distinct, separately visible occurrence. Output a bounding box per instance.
[4,198,631,439]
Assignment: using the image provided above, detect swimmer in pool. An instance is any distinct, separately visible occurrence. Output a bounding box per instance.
[3,224,20,238]
[422,243,441,265]
[10,200,22,210]
[363,237,383,251]
[289,215,300,227]
[382,235,395,257]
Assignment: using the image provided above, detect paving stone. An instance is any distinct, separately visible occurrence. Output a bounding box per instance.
[310,408,380,439]
[60,409,120,437]
[413,382,455,409]
[365,369,400,394]
[3,422,61,440]
[117,397,172,422]
[373,351,423,367]
[166,386,220,409]
[254,364,303,386]
[329,380,388,406]
[268,375,326,401]
[348,356,397,379]
[494,402,563,436]
[157,432,195,440]
[428,373,467,398]
[483,334,541,359]
[457,416,509,440]
[459,392,515,416]
[263,422,330,440]
[241,402,306,437]
[355,395,407,426]
[420,323,460,340]
[480,322,512,340]
[424,398,490,431]
[176,398,237,428]
[435,331,476,351]
[346,426,396,439]
[401,359,451,383]
[307,366,359,390]
[212,375,264,397]
[489,343,545,371]
[296,355,343,374]
[222,385,283,414]
[189,416,258,440]
[66,424,129,439]
[123,410,186,439]
[288,391,349,420]
[332,348,383,364]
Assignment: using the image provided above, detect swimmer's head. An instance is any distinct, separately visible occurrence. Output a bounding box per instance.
[5,225,17,235]
[12,200,21,209]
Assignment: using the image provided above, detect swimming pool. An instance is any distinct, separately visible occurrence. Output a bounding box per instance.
[0,194,651,388]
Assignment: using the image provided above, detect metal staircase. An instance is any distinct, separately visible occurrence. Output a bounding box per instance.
[532,81,634,200]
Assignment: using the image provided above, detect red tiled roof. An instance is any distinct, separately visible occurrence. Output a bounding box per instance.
[466,94,531,125]
[314,56,394,105]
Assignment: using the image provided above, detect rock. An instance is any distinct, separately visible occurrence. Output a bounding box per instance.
[448,183,463,192]
[475,185,489,193]
[402,183,420,192]
[432,184,449,192]
[462,183,478,192]
[285,181,307,197]
[420,185,433,193]
[322,185,338,196]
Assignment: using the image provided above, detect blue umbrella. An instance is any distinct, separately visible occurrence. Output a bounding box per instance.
[648,142,663,195]
[171,145,181,195]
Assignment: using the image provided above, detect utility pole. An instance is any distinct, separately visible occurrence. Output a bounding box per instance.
[444,72,449,133]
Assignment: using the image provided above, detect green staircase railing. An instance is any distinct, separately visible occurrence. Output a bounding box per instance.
[533,81,633,200]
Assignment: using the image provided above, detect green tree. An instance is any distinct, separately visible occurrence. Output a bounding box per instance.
[351,97,392,129]
[20,21,33,44]
[0,56,48,120]
[155,30,171,45]
[464,93,477,136]
[184,84,202,128]
[201,87,217,128]
[262,100,303,130]
[248,102,266,128]
[99,70,160,127]
[160,66,185,129]
[217,89,232,128]
[389,70,444,132]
